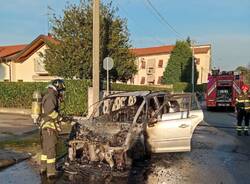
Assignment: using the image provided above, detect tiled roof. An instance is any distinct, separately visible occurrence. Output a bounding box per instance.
[0,44,27,58]
[15,34,59,62]
[131,45,210,56]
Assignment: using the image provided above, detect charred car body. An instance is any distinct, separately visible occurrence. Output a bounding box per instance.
[67,91,203,171]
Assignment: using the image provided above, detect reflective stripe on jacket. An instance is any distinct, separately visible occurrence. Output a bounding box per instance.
[41,89,61,131]
[236,93,250,110]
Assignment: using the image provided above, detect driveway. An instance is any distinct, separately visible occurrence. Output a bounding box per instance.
[0,113,36,141]
[0,113,38,170]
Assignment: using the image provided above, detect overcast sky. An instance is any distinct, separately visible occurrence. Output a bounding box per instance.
[0,0,249,70]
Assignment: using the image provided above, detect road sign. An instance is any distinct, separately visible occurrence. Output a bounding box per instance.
[103,57,114,71]
[103,57,113,96]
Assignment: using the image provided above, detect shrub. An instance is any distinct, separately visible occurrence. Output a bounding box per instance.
[0,80,90,116]
[0,80,199,116]
[111,83,172,92]
[173,82,191,92]
[0,82,47,108]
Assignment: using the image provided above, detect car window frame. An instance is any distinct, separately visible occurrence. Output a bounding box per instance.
[148,94,193,124]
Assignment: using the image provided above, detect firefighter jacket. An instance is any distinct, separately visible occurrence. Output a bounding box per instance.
[41,88,61,132]
[236,93,250,112]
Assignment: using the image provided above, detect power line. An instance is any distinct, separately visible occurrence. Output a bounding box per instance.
[115,1,166,45]
[144,0,185,40]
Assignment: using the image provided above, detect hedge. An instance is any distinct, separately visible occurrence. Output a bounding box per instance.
[172,82,191,92]
[196,83,207,93]
[172,82,206,93]
[111,83,172,92]
[111,82,193,93]
[0,80,90,116]
[0,82,47,108]
[0,80,199,116]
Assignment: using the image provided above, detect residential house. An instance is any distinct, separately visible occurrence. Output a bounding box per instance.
[1,35,211,85]
[0,35,59,82]
[12,35,59,82]
[0,44,27,81]
[131,44,211,85]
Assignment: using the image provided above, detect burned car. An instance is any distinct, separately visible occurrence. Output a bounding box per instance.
[67,91,203,171]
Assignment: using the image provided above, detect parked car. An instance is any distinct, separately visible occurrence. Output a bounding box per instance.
[67,91,204,170]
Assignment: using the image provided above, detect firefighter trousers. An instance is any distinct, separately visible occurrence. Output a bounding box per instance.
[237,109,249,132]
[40,128,57,176]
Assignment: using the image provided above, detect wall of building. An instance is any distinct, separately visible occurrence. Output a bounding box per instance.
[131,54,170,85]
[11,45,55,82]
[195,51,211,84]
[131,45,211,85]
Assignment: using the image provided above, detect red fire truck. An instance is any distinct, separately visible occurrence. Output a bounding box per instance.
[206,70,243,110]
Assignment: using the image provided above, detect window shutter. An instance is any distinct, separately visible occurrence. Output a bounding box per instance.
[140,77,145,84]
[158,60,163,68]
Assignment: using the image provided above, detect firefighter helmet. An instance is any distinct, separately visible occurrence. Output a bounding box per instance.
[52,79,66,92]
[241,84,249,91]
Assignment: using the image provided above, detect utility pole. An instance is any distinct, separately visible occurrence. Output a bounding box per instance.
[191,41,195,93]
[92,0,100,111]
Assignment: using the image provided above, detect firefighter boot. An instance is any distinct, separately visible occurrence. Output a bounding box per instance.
[40,155,47,175]
[244,126,249,136]
[237,126,242,136]
[47,161,57,179]
[237,131,242,136]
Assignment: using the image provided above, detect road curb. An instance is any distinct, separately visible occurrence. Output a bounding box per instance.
[0,108,31,115]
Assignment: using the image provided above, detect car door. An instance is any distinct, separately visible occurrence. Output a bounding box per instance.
[146,94,203,153]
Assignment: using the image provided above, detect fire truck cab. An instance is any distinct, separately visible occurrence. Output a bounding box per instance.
[206,70,243,110]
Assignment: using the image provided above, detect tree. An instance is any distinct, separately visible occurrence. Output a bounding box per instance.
[163,40,198,84]
[235,65,250,84]
[42,0,137,81]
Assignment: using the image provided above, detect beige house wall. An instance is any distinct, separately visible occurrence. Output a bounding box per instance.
[0,63,10,81]
[131,45,211,85]
[11,45,56,82]
[195,51,211,84]
[132,54,170,85]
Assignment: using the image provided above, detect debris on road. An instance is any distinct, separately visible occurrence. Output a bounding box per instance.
[0,149,31,169]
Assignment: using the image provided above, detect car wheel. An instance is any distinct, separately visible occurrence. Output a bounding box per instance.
[131,136,146,161]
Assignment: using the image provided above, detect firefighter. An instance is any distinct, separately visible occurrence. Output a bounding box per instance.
[40,79,65,178]
[236,84,250,136]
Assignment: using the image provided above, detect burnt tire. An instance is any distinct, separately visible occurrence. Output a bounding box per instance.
[131,139,146,161]
[124,153,133,169]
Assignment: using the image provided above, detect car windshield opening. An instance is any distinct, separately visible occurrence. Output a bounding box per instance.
[91,95,144,123]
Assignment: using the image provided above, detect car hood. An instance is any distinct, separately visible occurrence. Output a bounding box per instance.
[67,119,136,170]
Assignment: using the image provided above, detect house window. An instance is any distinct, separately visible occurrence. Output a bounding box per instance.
[158,60,163,68]
[140,77,145,84]
[141,60,146,69]
[157,76,163,84]
[195,58,200,65]
[34,57,48,74]
[140,58,146,69]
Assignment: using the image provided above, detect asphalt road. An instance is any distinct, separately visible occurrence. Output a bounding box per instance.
[0,113,36,140]
[1,110,250,184]
[146,110,250,184]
